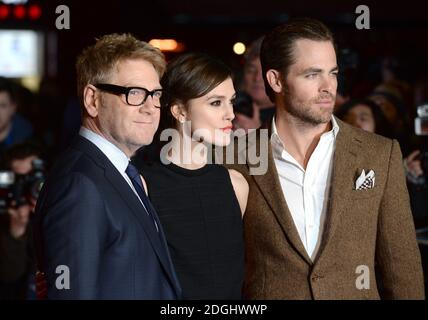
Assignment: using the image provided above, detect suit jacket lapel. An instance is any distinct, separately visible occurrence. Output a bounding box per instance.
[104,170,181,295]
[245,130,313,265]
[144,193,182,296]
[315,119,363,260]
[74,136,181,296]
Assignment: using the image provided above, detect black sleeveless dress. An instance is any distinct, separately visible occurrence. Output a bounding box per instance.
[141,162,244,300]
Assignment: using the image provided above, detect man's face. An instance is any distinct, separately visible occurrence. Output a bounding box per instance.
[0,91,16,133]
[281,39,338,125]
[243,57,271,107]
[342,104,376,133]
[96,59,161,156]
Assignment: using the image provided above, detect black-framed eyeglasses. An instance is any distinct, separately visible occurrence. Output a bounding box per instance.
[94,83,163,108]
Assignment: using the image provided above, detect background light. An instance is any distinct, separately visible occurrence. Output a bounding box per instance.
[13,4,25,19]
[28,4,41,20]
[233,42,246,55]
[149,39,185,52]
[0,5,9,19]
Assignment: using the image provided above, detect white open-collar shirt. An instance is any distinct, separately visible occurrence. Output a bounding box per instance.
[271,116,340,261]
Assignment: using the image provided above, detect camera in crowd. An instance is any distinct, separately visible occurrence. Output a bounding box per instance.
[415,104,428,136]
[0,158,45,215]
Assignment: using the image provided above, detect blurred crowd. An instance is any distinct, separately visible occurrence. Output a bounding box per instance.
[1,36,428,299]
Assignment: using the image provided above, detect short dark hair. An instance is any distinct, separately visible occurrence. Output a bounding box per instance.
[260,17,335,101]
[3,142,41,168]
[335,98,394,138]
[160,52,232,130]
[0,77,16,103]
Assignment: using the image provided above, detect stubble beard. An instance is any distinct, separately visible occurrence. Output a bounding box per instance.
[282,89,335,127]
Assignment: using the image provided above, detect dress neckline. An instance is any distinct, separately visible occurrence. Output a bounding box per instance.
[163,161,213,177]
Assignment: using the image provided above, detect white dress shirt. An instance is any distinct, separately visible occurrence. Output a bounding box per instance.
[271,116,339,261]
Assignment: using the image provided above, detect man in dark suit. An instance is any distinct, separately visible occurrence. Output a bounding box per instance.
[34,34,181,299]
[228,18,424,299]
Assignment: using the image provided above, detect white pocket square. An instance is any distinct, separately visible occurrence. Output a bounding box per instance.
[355,169,375,190]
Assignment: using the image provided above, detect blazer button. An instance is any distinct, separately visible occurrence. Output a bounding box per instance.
[311,275,324,282]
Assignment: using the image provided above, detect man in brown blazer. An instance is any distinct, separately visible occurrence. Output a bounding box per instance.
[227,18,425,299]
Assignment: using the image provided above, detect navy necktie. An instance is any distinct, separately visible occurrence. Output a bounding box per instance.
[125,163,159,232]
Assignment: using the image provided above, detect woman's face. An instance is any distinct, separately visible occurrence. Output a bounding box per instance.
[185,77,236,146]
[343,104,376,133]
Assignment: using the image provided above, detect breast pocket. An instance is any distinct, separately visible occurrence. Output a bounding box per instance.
[350,185,382,200]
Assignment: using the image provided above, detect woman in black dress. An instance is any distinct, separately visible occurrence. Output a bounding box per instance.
[141,53,248,299]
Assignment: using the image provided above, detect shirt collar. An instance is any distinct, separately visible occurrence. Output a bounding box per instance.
[271,115,340,159]
[79,127,130,174]
[330,115,340,138]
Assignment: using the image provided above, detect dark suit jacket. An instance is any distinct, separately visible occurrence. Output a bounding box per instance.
[34,135,181,299]
[227,118,425,299]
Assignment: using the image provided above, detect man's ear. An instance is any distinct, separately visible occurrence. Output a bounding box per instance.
[266,69,283,94]
[83,84,99,118]
[170,103,187,123]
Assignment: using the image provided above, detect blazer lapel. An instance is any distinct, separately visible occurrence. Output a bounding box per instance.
[315,119,363,260]
[144,193,182,297]
[245,130,313,265]
[74,136,181,296]
[105,170,181,295]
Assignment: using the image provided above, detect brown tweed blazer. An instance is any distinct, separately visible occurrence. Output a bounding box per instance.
[226,118,425,300]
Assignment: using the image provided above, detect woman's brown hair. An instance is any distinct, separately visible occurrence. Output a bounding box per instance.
[159,52,232,131]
